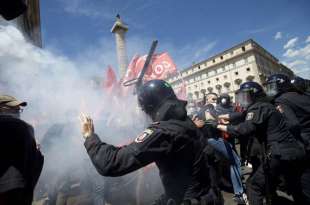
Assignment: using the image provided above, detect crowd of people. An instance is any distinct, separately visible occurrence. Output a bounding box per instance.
[189,74,310,205]
[1,1,310,205]
[1,72,310,205]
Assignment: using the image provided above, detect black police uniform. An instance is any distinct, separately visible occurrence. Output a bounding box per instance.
[84,99,222,205]
[274,91,310,204]
[225,101,305,205]
[274,92,310,150]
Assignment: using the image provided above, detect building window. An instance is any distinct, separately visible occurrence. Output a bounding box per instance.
[216,78,219,81]
[198,65,200,69]
[224,82,231,88]
[201,89,206,95]
[234,78,242,85]
[207,87,213,93]
[188,93,193,100]
[194,91,199,99]
[224,82,231,92]
[215,84,222,94]
[236,59,245,67]
[208,80,211,84]
[242,46,245,52]
[213,59,215,63]
[224,75,227,79]
[246,75,255,81]
[235,72,239,75]
[246,67,251,72]
[220,56,223,60]
[208,70,215,76]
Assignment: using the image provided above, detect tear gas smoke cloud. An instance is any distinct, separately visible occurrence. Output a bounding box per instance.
[0,24,148,139]
[0,24,157,201]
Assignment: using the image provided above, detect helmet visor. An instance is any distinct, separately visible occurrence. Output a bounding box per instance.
[265,82,279,97]
[235,91,253,109]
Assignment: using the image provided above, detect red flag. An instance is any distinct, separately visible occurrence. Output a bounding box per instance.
[137,52,177,81]
[146,52,177,80]
[103,65,117,93]
[121,52,177,96]
[123,52,177,82]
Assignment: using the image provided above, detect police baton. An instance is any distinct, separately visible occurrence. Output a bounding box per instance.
[123,40,158,94]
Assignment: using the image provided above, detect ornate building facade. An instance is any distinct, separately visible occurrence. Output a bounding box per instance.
[166,39,293,101]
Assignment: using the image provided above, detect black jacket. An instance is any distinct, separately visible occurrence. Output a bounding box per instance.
[84,100,212,203]
[274,92,310,150]
[0,115,44,194]
[197,104,221,139]
[226,101,304,160]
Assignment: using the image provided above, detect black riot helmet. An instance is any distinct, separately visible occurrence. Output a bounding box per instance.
[236,81,265,109]
[137,80,177,116]
[0,0,27,20]
[265,74,292,97]
[291,76,307,93]
[217,93,231,108]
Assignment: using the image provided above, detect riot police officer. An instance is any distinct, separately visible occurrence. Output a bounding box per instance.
[79,80,223,205]
[291,76,310,95]
[215,81,305,205]
[265,73,310,204]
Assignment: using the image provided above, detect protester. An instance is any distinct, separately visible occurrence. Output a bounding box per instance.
[0,94,44,205]
[193,92,247,204]
[215,94,237,148]
[80,80,223,205]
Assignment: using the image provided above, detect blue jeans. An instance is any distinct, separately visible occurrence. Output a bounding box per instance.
[208,138,244,195]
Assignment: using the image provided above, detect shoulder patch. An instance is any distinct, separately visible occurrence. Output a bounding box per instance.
[246,112,254,121]
[276,105,284,113]
[135,129,154,143]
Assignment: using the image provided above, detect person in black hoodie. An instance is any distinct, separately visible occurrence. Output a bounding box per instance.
[80,80,223,205]
[0,94,43,205]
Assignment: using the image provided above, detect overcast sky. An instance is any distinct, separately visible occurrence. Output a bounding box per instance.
[40,0,310,78]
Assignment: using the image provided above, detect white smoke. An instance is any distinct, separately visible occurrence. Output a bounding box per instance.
[0,24,146,138]
[0,24,159,203]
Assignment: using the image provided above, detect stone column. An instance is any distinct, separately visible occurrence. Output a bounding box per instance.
[111,14,128,79]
